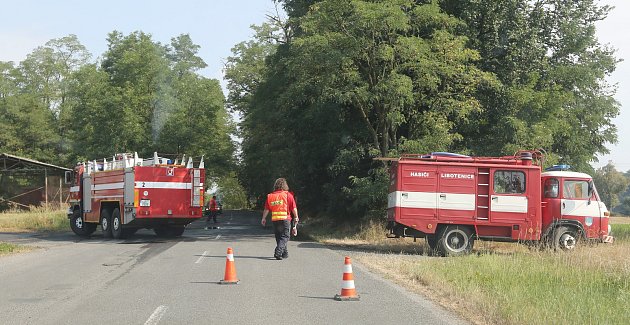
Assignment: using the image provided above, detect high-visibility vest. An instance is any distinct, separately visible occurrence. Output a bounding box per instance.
[267,191,289,221]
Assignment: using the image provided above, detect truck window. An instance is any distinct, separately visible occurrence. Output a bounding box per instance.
[494,170,526,194]
[563,180,589,199]
[544,178,559,198]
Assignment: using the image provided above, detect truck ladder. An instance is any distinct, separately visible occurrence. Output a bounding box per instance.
[476,168,490,220]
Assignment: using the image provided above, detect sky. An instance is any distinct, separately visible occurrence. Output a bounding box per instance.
[0,0,628,170]
[0,0,278,84]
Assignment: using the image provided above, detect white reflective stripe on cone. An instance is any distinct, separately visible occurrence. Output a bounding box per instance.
[227,254,234,261]
[342,280,355,289]
[343,264,353,273]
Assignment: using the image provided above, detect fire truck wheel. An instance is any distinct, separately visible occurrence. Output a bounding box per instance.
[111,208,124,239]
[437,226,474,256]
[553,226,578,251]
[100,209,112,238]
[70,210,95,237]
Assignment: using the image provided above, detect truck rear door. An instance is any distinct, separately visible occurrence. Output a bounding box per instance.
[394,164,438,221]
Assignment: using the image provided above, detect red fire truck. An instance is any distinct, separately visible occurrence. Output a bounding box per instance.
[66,152,205,238]
[386,151,614,256]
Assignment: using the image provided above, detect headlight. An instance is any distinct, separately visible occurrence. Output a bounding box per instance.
[140,199,151,207]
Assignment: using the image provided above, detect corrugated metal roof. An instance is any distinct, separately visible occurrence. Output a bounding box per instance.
[0,153,72,171]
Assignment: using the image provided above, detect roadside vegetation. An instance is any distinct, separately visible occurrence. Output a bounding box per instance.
[0,208,68,232]
[0,242,32,256]
[304,216,630,325]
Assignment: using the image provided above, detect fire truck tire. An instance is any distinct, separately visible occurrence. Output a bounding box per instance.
[553,226,578,251]
[437,226,474,256]
[111,208,124,239]
[70,210,96,237]
[101,209,112,238]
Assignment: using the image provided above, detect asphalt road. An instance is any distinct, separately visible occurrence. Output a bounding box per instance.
[0,210,467,325]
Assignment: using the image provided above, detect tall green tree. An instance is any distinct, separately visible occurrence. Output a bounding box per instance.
[66,32,235,184]
[593,163,630,211]
[233,0,619,219]
[16,35,91,163]
[443,0,619,171]
[234,0,493,216]
[0,61,60,161]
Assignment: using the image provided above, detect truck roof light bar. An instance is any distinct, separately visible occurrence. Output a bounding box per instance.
[545,164,571,171]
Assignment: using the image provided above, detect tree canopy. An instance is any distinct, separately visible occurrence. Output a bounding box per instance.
[0,32,236,190]
[226,0,620,217]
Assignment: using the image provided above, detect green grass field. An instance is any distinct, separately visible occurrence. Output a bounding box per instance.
[612,223,630,240]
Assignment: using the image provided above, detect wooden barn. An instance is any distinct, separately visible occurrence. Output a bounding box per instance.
[0,153,72,211]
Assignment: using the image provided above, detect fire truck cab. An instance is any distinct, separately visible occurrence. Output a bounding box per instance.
[67,152,205,239]
[386,151,613,256]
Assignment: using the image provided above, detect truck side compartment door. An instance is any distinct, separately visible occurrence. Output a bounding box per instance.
[123,169,136,224]
[395,165,438,221]
[437,166,476,219]
[490,169,528,222]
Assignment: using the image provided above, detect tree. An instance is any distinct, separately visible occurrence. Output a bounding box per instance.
[232,0,496,217]
[215,172,249,209]
[0,61,60,162]
[16,35,91,163]
[65,31,236,187]
[443,0,619,171]
[593,162,629,211]
[285,0,492,158]
[617,171,630,215]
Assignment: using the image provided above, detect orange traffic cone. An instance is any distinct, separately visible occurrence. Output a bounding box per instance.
[219,247,240,284]
[334,256,360,301]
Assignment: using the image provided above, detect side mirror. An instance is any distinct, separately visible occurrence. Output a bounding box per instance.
[64,171,74,185]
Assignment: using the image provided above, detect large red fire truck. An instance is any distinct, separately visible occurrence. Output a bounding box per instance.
[66,152,205,238]
[386,151,614,256]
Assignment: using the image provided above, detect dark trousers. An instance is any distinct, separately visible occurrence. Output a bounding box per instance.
[273,220,290,257]
[207,211,218,224]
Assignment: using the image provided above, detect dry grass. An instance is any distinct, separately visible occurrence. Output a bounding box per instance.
[611,216,630,224]
[308,219,630,325]
[0,242,33,256]
[0,207,68,232]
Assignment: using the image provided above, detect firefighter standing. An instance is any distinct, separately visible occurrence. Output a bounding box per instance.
[261,178,299,260]
[207,195,219,224]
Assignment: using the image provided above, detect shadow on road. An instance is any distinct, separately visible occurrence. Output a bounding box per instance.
[297,296,336,300]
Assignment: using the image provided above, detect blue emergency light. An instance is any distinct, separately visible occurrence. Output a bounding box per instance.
[545,164,571,171]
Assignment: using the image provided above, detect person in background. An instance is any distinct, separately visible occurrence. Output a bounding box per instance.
[261,178,299,260]
[205,195,219,229]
